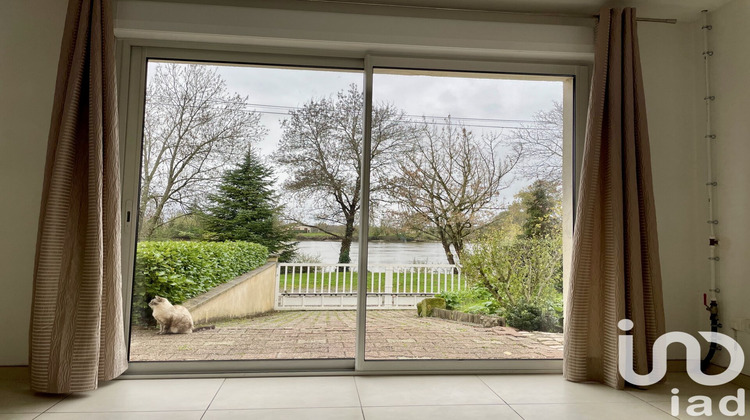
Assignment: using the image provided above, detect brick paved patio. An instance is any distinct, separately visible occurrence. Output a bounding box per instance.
[129,310,563,361]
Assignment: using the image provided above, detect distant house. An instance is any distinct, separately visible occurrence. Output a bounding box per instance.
[291,225,312,233]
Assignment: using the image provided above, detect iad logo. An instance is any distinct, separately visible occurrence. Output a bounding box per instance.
[617,319,744,386]
[618,319,746,417]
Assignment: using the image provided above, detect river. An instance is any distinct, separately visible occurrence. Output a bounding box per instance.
[295,240,453,265]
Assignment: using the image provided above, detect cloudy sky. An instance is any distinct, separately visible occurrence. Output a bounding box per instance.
[210,64,363,157]
[147,60,563,213]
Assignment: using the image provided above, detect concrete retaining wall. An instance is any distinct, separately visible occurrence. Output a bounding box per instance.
[430,308,505,328]
[183,259,277,324]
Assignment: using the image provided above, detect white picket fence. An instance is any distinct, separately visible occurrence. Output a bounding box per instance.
[275,263,463,309]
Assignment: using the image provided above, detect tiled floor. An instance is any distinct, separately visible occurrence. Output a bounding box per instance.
[130,310,563,361]
[1,368,747,419]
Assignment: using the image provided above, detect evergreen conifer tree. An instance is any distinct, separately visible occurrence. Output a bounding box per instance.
[521,180,559,239]
[202,149,296,261]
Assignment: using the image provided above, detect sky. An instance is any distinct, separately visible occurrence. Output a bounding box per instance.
[146,61,563,215]
[209,64,363,157]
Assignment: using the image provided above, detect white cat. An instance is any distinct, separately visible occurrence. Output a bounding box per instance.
[148,296,214,334]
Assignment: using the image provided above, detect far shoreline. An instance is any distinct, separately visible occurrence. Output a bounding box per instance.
[294,236,439,244]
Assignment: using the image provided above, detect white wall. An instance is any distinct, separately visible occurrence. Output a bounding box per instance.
[701,0,750,374]
[638,0,750,373]
[0,0,68,365]
[0,0,717,367]
[638,21,707,360]
[114,1,595,62]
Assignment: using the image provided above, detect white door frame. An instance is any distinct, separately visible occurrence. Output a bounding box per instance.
[117,42,589,377]
[355,55,587,373]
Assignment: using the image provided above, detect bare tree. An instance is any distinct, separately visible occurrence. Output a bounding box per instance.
[139,63,264,238]
[275,85,413,263]
[389,119,520,265]
[511,101,563,183]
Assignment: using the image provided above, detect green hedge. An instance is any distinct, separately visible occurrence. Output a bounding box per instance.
[132,241,268,325]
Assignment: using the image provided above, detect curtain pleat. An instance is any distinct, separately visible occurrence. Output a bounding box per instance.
[563,7,665,389]
[30,0,127,393]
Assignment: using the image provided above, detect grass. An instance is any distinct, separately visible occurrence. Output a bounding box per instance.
[278,271,465,294]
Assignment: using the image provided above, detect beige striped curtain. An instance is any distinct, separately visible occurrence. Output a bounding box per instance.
[30,0,127,393]
[563,8,666,389]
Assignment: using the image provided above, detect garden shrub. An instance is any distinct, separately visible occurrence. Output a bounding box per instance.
[437,286,500,315]
[503,300,562,332]
[504,301,543,331]
[436,290,461,310]
[463,229,563,332]
[132,241,268,325]
[461,300,500,316]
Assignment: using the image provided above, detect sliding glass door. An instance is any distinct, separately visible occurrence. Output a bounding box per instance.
[126,57,364,364]
[120,48,585,373]
[361,66,568,365]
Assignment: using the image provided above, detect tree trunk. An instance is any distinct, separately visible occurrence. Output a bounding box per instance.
[439,233,456,266]
[143,202,165,238]
[138,178,151,224]
[453,239,464,261]
[138,175,154,239]
[477,267,505,304]
[338,216,356,267]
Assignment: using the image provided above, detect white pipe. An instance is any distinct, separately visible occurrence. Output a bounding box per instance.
[702,10,718,302]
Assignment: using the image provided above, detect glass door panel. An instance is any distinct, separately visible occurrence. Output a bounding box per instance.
[128,60,363,362]
[364,69,565,361]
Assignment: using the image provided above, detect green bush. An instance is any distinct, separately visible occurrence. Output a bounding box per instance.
[462,300,500,316]
[504,299,562,332]
[132,241,268,325]
[148,214,208,241]
[504,301,543,331]
[436,290,461,310]
[437,286,500,315]
[461,227,563,331]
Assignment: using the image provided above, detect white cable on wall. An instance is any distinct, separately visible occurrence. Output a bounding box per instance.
[701,10,719,302]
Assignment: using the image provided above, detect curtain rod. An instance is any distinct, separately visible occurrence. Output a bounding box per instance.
[300,0,678,24]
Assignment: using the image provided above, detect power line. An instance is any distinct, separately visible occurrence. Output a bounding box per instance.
[397,119,559,131]
[146,96,557,125]
[402,114,555,125]
[145,98,561,131]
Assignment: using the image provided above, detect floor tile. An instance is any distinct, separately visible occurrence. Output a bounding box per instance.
[480,374,640,404]
[204,407,364,419]
[0,414,38,420]
[209,377,360,409]
[363,404,522,420]
[36,412,205,419]
[0,379,66,413]
[48,379,223,412]
[511,402,675,419]
[355,375,504,407]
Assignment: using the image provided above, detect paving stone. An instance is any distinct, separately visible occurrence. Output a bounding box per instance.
[130,310,562,361]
